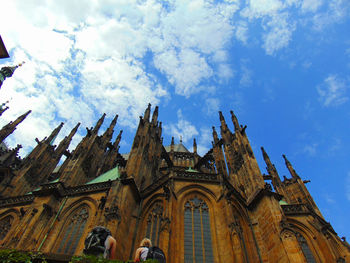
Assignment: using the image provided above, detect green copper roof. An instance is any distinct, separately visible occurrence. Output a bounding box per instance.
[86,166,120,184]
[164,143,190,153]
[279,199,289,205]
[185,167,198,173]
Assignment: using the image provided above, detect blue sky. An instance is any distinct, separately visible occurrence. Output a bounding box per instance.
[0,0,349,239]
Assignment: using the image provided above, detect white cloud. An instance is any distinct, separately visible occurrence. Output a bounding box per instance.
[312,0,350,30]
[217,64,234,80]
[324,193,336,204]
[317,75,348,107]
[241,1,296,55]
[242,0,283,18]
[154,48,213,97]
[301,0,323,13]
[262,12,296,55]
[164,110,199,144]
[197,127,212,156]
[239,59,253,87]
[262,86,276,102]
[303,143,318,156]
[1,0,350,157]
[204,98,220,116]
[235,20,249,44]
[0,0,241,154]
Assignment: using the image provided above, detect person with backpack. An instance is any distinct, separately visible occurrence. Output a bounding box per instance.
[146,246,166,263]
[83,226,116,260]
[134,238,152,262]
[134,238,166,263]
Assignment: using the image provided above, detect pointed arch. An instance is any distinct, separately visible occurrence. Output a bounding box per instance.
[52,198,97,255]
[139,194,165,247]
[295,232,317,263]
[145,201,163,246]
[280,219,322,263]
[0,209,20,244]
[184,196,214,263]
[177,187,218,263]
[0,215,13,241]
[55,205,89,255]
[176,184,217,201]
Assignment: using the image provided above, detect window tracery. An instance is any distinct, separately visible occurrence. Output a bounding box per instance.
[146,203,163,246]
[184,197,214,263]
[296,232,317,263]
[57,206,89,255]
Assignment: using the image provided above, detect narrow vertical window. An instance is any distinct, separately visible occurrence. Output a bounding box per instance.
[296,233,317,263]
[184,197,214,263]
[146,203,163,246]
[57,206,89,255]
[0,215,13,240]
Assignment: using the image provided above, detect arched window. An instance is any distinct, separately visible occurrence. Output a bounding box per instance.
[57,206,89,255]
[296,233,317,263]
[146,203,163,246]
[184,197,214,263]
[0,215,13,240]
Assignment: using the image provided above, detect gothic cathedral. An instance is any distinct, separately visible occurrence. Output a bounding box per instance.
[0,104,349,262]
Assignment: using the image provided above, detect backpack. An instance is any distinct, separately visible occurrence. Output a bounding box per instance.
[146,246,166,263]
[83,226,111,256]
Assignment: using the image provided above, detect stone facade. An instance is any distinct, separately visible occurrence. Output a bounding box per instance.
[0,104,349,263]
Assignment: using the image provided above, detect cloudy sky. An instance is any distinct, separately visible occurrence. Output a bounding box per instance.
[1,0,350,239]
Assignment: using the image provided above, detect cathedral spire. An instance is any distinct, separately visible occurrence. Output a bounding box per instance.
[261,147,272,168]
[0,110,31,143]
[92,113,106,134]
[261,147,282,187]
[151,106,158,125]
[0,62,24,88]
[46,122,64,145]
[157,121,162,137]
[113,130,123,148]
[0,101,9,117]
[102,114,118,145]
[55,122,80,155]
[230,110,240,131]
[219,111,229,132]
[144,103,151,122]
[282,154,299,179]
[0,144,22,167]
[212,126,219,144]
[193,138,197,154]
[171,137,174,152]
[67,122,80,140]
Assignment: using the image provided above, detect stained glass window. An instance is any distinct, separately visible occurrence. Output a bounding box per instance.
[0,215,13,240]
[57,206,89,255]
[146,203,163,246]
[184,197,214,263]
[296,233,317,263]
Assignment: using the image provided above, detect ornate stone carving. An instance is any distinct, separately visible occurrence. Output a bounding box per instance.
[43,204,54,217]
[282,204,309,215]
[264,182,272,191]
[281,230,295,240]
[160,217,170,232]
[19,207,26,218]
[163,185,170,201]
[232,151,244,173]
[175,171,218,181]
[0,195,35,208]
[229,221,242,236]
[104,205,120,221]
[31,208,38,216]
[98,196,107,210]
